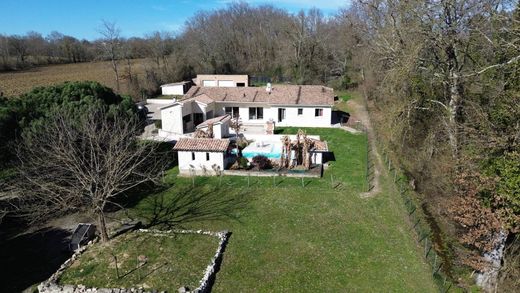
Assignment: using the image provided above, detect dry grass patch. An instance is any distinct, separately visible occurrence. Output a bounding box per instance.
[0,59,148,97]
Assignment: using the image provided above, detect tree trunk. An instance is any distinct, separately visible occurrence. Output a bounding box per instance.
[448,68,461,158]
[96,209,109,242]
[112,59,120,92]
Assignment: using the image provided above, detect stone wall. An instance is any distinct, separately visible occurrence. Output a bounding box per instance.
[38,229,231,293]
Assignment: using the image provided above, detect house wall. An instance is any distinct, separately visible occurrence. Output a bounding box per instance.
[177,151,225,174]
[196,75,249,87]
[161,84,185,95]
[215,103,332,127]
[311,152,323,164]
[161,104,183,134]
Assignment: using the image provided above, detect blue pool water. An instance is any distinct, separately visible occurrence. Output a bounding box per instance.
[232,142,282,159]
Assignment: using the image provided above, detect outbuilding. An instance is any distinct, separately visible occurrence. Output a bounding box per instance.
[173,138,231,175]
[160,81,191,95]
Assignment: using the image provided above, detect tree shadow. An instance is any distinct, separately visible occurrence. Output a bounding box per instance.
[0,227,72,292]
[136,184,251,229]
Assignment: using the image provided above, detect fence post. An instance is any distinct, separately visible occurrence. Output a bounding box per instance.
[330,174,334,189]
[301,177,304,188]
[366,132,370,192]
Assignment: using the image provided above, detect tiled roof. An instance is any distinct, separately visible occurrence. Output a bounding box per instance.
[173,138,230,152]
[183,93,215,105]
[182,85,334,106]
[196,115,231,128]
[161,81,190,87]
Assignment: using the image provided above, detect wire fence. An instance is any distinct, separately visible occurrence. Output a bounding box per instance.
[372,131,461,293]
[358,89,460,292]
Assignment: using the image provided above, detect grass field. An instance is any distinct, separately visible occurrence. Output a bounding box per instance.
[0,59,149,97]
[59,232,218,291]
[62,127,437,292]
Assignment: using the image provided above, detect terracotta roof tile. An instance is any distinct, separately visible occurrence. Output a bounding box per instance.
[196,115,231,128]
[183,85,334,106]
[173,138,230,152]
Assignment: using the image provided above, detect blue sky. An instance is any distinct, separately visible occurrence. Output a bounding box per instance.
[0,0,350,40]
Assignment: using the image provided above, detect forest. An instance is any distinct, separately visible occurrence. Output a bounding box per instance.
[0,0,518,291]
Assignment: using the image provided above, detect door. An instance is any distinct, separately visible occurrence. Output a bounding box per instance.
[278,108,286,122]
[202,80,217,87]
[218,80,234,87]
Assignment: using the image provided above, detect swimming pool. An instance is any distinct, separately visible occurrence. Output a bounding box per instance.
[232,141,283,159]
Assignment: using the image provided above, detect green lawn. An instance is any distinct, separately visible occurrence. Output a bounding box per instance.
[127,128,437,292]
[60,128,437,291]
[59,232,219,291]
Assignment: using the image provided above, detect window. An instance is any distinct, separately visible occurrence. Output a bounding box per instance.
[225,107,239,118]
[297,108,303,116]
[278,108,286,122]
[236,82,245,87]
[191,152,195,160]
[249,107,263,120]
[206,153,210,161]
[315,108,323,117]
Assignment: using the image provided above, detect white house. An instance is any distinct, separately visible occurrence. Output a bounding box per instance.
[159,84,335,137]
[160,81,191,95]
[173,138,231,175]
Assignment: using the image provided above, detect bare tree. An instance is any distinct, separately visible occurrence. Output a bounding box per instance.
[12,108,166,242]
[99,20,122,92]
[9,35,28,64]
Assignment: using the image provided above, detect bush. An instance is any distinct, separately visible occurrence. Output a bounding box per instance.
[252,155,272,170]
[238,157,249,169]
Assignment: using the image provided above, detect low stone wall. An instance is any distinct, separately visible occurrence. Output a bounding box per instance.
[38,229,231,293]
[223,166,322,178]
[137,229,231,293]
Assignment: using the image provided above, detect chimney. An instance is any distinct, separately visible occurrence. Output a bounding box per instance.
[266,82,272,94]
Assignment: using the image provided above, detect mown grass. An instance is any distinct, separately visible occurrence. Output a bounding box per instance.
[59,232,218,291]
[62,127,437,291]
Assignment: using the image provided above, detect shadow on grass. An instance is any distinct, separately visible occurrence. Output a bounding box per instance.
[0,227,72,292]
[135,184,251,229]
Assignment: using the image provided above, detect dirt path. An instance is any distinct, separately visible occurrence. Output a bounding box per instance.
[346,99,383,198]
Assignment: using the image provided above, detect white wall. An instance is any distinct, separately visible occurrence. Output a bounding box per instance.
[215,103,332,127]
[161,104,183,134]
[177,151,225,174]
[202,80,217,87]
[146,98,176,104]
[271,106,332,127]
[311,152,323,164]
[218,80,235,87]
[161,85,185,95]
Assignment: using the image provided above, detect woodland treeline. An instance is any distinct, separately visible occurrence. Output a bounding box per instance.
[1,0,519,291]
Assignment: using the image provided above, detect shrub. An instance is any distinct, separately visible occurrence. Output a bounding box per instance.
[238,157,249,169]
[252,155,272,170]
